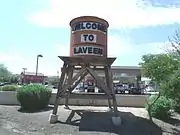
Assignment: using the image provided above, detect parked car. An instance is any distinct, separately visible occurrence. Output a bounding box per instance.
[0,82,4,86]
[115,84,125,94]
[129,87,141,94]
[0,82,11,86]
[98,88,105,93]
[87,85,95,92]
[143,86,157,95]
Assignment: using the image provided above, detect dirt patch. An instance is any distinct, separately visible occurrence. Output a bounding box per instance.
[0,105,180,135]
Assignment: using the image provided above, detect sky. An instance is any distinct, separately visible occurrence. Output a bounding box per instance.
[0,0,180,76]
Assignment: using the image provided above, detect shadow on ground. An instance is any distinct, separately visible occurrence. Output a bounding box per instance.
[58,110,162,135]
[160,116,180,135]
[18,106,53,113]
[163,117,180,126]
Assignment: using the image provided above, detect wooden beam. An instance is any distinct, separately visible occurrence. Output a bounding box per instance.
[70,71,88,91]
[52,63,67,115]
[104,66,112,109]
[64,66,74,108]
[58,56,116,66]
[86,67,112,98]
[107,66,118,113]
[58,67,87,97]
[73,67,105,71]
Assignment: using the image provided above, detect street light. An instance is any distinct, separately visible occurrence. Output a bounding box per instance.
[36,54,43,76]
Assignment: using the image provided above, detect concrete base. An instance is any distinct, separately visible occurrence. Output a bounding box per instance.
[49,113,58,124]
[112,116,121,126]
[107,107,113,112]
[64,105,70,110]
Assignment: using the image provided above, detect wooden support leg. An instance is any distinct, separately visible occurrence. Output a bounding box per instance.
[104,67,112,110]
[65,66,73,109]
[49,63,67,123]
[106,66,118,113]
[64,90,70,109]
[106,66,121,126]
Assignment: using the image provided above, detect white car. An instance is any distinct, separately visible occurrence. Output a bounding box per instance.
[143,86,158,95]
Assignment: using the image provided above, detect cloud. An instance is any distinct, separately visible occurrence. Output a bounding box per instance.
[0,53,24,62]
[0,36,168,76]
[107,35,133,57]
[54,34,133,57]
[0,51,61,76]
[53,34,168,67]
[135,41,168,54]
[26,0,180,29]
[0,53,28,73]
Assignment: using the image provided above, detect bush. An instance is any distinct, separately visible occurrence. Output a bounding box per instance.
[145,95,172,120]
[172,99,180,114]
[16,84,52,111]
[0,85,17,91]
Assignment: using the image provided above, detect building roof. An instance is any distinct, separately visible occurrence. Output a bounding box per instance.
[62,66,141,70]
[23,72,44,76]
[111,66,141,70]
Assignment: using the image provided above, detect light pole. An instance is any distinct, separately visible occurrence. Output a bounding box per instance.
[36,54,43,76]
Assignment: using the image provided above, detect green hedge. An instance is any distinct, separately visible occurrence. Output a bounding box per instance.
[16,84,52,112]
[145,95,172,120]
[172,99,180,114]
[0,85,17,91]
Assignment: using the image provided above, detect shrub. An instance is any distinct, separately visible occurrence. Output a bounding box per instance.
[0,85,17,91]
[172,99,180,114]
[16,84,52,111]
[145,95,172,120]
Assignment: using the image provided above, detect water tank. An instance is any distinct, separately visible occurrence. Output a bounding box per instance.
[69,16,109,57]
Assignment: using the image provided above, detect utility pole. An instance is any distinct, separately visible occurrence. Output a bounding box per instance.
[22,68,27,85]
[57,71,59,79]
[22,68,27,74]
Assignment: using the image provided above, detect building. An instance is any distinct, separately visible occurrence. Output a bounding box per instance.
[72,66,141,81]
[60,66,141,86]
[20,72,47,84]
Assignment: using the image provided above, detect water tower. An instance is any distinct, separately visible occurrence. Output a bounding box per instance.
[49,16,121,126]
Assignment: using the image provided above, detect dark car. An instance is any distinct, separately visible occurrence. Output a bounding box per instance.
[129,87,141,94]
[115,84,125,94]
[87,86,95,92]
[98,88,105,93]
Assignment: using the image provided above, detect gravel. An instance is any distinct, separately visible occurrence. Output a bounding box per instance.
[0,105,180,135]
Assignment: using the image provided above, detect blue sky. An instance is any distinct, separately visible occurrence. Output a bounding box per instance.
[0,0,180,76]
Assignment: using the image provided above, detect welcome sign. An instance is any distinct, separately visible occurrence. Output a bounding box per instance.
[72,22,107,33]
[69,16,108,57]
[80,34,97,43]
[74,46,103,56]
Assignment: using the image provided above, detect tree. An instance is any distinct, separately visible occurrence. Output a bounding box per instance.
[140,30,180,114]
[160,69,180,113]
[139,53,179,84]
[145,93,160,121]
[0,64,12,82]
[161,69,180,99]
[140,54,180,116]
[10,74,20,84]
[168,29,180,56]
